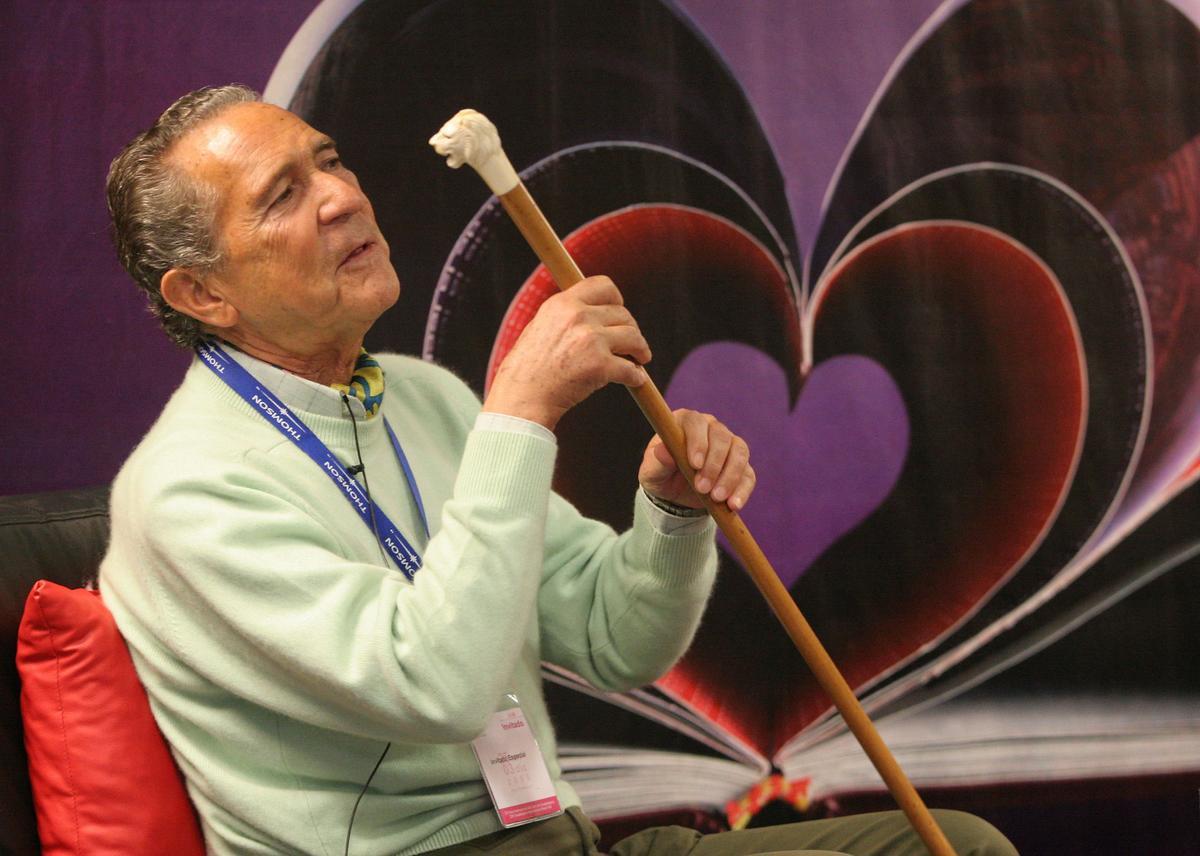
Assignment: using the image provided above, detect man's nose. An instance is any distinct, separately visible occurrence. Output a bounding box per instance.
[317,171,366,224]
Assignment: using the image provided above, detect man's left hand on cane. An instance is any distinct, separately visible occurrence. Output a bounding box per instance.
[639,408,756,512]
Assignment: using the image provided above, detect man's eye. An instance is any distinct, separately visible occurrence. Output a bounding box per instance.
[323,156,342,171]
[272,186,294,207]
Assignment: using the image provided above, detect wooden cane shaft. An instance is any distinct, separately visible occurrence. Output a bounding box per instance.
[497,183,956,855]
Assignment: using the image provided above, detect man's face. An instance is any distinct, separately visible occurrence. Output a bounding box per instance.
[170,102,400,354]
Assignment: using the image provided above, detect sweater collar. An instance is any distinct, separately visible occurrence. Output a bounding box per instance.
[220,343,378,421]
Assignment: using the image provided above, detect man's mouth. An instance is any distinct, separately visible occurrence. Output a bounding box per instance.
[340,241,374,268]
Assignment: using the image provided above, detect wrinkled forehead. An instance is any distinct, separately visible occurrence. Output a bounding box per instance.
[167,102,322,199]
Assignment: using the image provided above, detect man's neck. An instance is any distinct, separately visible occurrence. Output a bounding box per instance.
[218,334,362,387]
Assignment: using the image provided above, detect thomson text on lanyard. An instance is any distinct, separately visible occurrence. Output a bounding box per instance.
[196,341,429,581]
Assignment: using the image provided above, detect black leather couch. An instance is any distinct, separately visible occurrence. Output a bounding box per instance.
[0,487,111,855]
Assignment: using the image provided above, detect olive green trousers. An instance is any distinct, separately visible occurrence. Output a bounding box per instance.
[425,806,1018,855]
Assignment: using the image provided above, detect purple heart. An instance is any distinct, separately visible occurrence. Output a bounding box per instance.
[665,343,908,588]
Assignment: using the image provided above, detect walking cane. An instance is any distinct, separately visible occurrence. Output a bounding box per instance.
[431,109,956,856]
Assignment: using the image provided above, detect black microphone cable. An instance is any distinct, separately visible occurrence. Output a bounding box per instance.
[340,393,392,856]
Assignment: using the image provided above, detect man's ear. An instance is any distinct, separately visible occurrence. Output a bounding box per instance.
[160,268,238,330]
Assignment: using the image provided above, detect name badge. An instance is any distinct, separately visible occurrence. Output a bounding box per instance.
[470,701,563,828]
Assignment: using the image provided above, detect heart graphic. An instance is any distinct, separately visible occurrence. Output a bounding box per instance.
[473,205,1084,754]
[664,344,907,589]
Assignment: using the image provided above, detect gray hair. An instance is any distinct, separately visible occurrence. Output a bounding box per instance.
[106,84,260,348]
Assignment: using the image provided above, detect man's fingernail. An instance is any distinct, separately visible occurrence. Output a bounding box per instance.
[696,477,712,493]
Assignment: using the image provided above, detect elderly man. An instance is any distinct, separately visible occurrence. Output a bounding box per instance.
[100,85,1014,856]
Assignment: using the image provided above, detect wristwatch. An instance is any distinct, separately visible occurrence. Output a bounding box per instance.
[643,489,709,518]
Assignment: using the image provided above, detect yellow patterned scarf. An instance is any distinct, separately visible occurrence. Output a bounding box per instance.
[331,351,385,418]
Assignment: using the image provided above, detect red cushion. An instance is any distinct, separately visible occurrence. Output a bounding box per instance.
[16,580,205,855]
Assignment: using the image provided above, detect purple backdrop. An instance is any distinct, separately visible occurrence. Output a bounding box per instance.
[2,1,312,495]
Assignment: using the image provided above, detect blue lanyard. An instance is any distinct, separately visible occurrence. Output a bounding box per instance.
[196,341,428,581]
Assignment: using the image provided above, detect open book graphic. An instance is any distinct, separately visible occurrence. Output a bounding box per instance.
[283,0,1200,824]
[515,0,1200,819]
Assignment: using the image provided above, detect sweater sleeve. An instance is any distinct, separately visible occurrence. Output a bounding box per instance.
[535,486,718,692]
[397,359,719,693]
[110,420,559,747]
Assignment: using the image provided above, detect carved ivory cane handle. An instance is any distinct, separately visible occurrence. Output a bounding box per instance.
[429,109,957,856]
[429,109,520,195]
[430,109,585,287]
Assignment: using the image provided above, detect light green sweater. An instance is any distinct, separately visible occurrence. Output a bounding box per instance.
[99,352,717,855]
